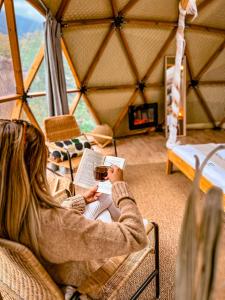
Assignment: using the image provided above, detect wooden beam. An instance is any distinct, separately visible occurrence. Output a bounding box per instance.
[185,43,194,96]
[185,44,194,80]
[193,86,217,128]
[120,0,140,15]
[198,81,225,85]
[67,88,81,93]
[219,116,225,128]
[0,94,22,104]
[0,0,3,10]
[185,24,225,36]
[140,90,147,103]
[55,0,70,21]
[196,0,214,14]
[62,18,113,27]
[113,89,138,132]
[82,94,101,125]
[143,28,176,82]
[61,17,225,36]
[110,0,118,17]
[27,92,46,98]
[23,102,41,130]
[145,82,163,88]
[27,89,81,98]
[11,99,24,119]
[195,40,225,80]
[69,92,82,115]
[82,25,114,85]
[61,37,81,88]
[26,0,46,17]
[24,46,44,92]
[88,84,136,91]
[4,0,24,94]
[117,28,140,81]
[126,18,177,29]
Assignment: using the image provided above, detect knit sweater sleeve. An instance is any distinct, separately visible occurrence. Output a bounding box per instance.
[38,181,148,263]
[61,194,86,214]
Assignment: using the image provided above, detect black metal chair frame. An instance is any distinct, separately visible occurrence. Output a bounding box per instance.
[130,222,160,300]
[73,222,160,300]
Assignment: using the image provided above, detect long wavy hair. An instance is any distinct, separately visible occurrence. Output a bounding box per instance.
[0,119,57,256]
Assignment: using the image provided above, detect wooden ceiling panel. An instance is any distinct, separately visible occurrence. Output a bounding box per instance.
[87,89,135,127]
[201,48,225,81]
[87,31,137,86]
[63,0,112,21]
[199,85,225,122]
[123,26,173,80]
[145,87,164,123]
[125,0,178,21]
[145,39,176,84]
[185,31,224,78]
[116,0,130,12]
[62,24,111,83]
[192,0,225,30]
[187,89,209,124]
[40,0,61,16]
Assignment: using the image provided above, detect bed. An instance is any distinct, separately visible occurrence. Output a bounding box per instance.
[166,143,225,207]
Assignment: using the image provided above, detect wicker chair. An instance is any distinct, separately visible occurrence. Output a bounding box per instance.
[43,115,117,182]
[0,222,159,300]
[0,238,64,300]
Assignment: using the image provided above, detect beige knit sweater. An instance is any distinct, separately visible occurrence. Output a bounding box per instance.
[22,181,148,287]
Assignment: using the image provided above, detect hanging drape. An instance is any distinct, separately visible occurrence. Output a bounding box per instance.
[166,0,197,149]
[44,12,69,116]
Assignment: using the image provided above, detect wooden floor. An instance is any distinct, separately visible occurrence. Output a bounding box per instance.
[102,128,225,165]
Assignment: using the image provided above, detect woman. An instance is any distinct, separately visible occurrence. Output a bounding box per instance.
[0,119,147,288]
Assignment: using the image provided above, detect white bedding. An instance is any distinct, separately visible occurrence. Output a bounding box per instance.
[172,143,225,193]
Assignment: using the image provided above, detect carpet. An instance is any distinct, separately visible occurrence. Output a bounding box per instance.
[116,162,225,300]
[75,158,225,299]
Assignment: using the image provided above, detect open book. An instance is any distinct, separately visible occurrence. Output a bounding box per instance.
[74,148,125,194]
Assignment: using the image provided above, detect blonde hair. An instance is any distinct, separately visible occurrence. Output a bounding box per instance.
[0,119,57,256]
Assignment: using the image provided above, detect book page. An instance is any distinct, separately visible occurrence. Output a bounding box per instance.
[96,155,126,195]
[97,180,113,195]
[74,148,104,189]
[104,155,126,169]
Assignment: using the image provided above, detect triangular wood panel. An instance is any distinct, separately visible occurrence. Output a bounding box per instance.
[0,0,224,134]
[87,31,137,86]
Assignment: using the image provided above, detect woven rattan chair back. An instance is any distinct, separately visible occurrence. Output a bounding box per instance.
[44,114,81,143]
[0,238,64,300]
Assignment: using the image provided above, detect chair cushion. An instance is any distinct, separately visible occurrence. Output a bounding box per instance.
[48,136,91,163]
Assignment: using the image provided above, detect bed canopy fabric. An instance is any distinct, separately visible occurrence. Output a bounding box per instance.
[166,0,198,148]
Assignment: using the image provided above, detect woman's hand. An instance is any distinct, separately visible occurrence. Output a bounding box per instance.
[83,186,101,204]
[106,165,124,183]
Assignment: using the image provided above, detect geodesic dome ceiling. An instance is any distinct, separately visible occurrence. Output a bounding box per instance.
[1,0,225,136]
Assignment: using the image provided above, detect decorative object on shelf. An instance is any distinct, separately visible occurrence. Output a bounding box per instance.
[128,103,158,131]
[165,56,186,138]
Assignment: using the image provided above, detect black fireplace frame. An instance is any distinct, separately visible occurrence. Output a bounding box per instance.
[128,103,158,130]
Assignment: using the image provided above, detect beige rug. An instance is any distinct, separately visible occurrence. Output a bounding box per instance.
[115,162,225,300]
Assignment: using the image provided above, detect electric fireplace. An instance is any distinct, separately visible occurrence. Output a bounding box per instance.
[128,103,158,130]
